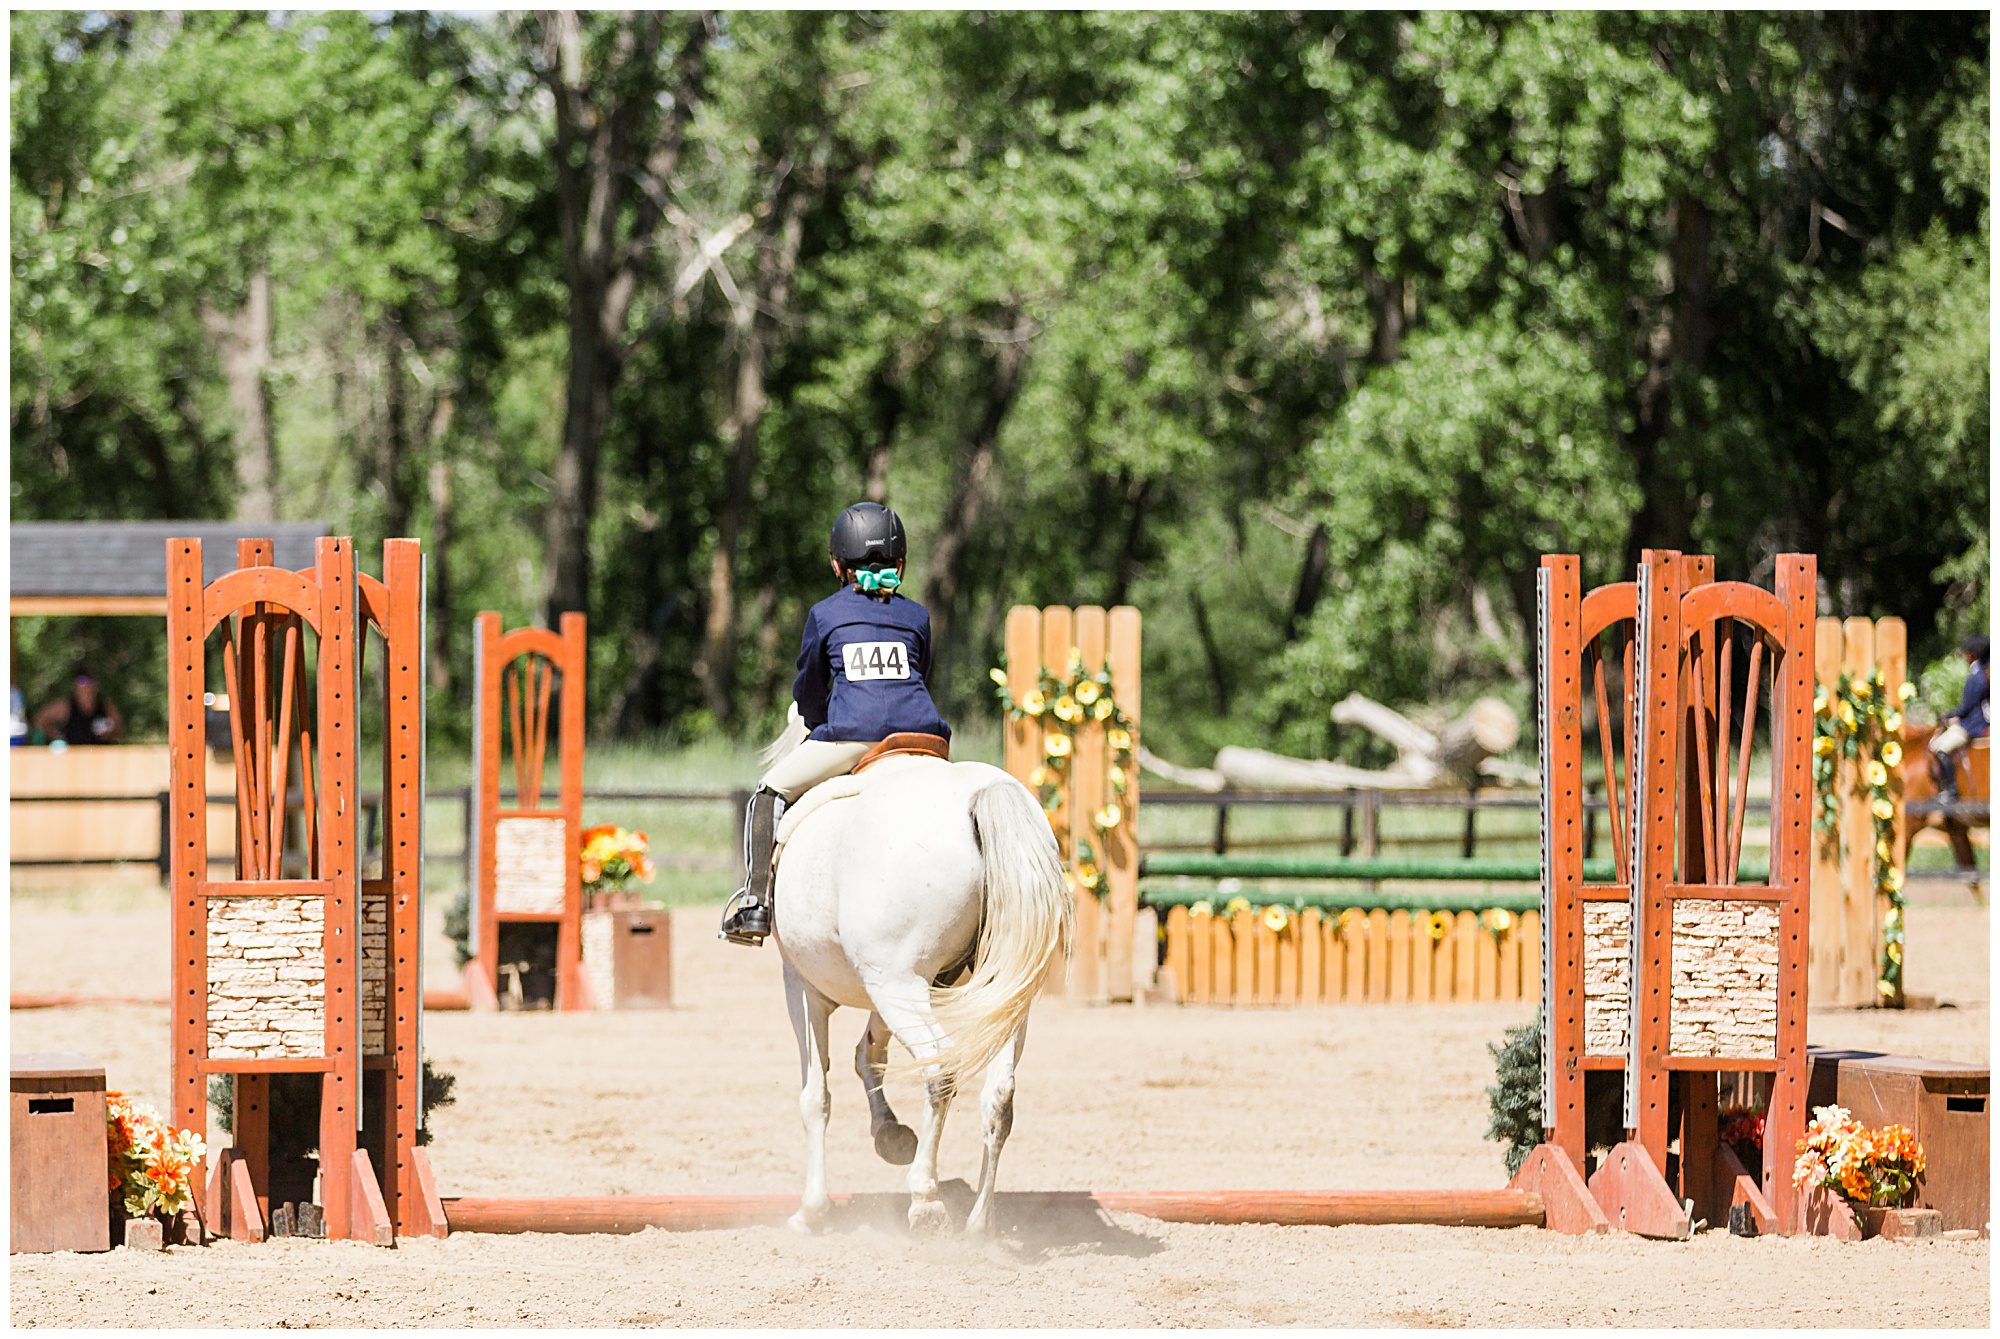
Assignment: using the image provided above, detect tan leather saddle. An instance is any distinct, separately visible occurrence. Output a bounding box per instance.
[852,732,950,774]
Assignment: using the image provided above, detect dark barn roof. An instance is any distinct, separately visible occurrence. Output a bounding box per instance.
[11,521,330,602]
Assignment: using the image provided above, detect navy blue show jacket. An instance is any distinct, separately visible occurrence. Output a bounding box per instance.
[792,586,952,743]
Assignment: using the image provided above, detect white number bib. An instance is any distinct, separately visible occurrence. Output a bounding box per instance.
[841,640,911,682]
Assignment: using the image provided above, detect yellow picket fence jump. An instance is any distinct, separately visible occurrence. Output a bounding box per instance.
[1159,905,1543,1006]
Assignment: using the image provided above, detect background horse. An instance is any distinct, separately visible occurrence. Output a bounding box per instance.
[762,717,1073,1233]
[1898,724,1990,896]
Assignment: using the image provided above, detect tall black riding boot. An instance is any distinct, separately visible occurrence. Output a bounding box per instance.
[720,787,781,946]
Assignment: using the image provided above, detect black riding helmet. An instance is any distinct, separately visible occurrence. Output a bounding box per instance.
[829,501,907,570]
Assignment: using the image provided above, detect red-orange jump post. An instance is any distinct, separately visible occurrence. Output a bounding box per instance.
[1515,553,1646,1234]
[468,612,588,1011]
[168,537,436,1245]
[357,540,445,1238]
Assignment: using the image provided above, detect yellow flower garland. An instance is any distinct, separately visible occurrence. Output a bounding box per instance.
[1813,671,1916,1001]
[992,653,1138,901]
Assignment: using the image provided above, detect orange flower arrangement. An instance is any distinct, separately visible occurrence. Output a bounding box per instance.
[1792,1104,1926,1212]
[107,1091,205,1220]
[579,824,655,893]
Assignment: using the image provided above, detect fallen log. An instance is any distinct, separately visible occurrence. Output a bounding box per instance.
[1136,744,1225,791]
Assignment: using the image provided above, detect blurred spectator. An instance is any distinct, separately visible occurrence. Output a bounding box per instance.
[1930,633,1989,800]
[34,669,125,745]
[9,681,27,746]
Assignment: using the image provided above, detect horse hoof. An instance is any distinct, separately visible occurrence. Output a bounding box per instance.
[788,1204,829,1236]
[873,1123,917,1166]
[965,1207,993,1236]
[907,1198,951,1235]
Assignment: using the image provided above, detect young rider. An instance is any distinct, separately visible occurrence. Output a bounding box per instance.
[720,501,951,945]
[1931,632,1990,801]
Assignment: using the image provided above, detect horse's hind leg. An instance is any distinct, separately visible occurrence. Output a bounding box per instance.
[856,1012,917,1165]
[871,976,956,1233]
[965,1024,1026,1235]
[783,962,835,1234]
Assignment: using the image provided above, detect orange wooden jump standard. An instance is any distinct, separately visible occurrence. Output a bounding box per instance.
[465,611,589,1011]
[1513,551,1816,1238]
[167,536,443,1245]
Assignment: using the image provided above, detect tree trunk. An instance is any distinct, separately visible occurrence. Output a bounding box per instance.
[863,365,902,502]
[747,584,785,719]
[536,11,708,627]
[1284,522,1331,643]
[206,267,277,522]
[1227,693,1525,790]
[1214,746,1442,791]
[1136,744,1226,792]
[1365,269,1408,365]
[545,278,618,620]
[926,323,1030,657]
[1623,194,1709,572]
[427,451,454,693]
[378,311,414,541]
[695,153,816,727]
[1190,587,1232,716]
[1108,476,1154,606]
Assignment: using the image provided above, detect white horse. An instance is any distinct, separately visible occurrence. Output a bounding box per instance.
[762,715,1073,1234]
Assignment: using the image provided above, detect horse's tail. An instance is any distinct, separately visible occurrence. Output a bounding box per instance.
[923,777,1073,1088]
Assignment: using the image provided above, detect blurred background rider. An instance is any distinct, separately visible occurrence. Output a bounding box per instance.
[1930,633,1989,800]
[33,668,125,746]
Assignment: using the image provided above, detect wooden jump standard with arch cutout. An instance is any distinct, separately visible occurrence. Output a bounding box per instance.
[1511,550,1816,1239]
[168,536,443,1244]
[465,611,588,1011]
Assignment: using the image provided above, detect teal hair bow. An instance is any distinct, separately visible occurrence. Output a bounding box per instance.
[856,568,902,594]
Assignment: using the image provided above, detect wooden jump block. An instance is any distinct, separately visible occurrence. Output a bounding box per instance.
[407,1146,449,1239]
[1509,1144,1611,1235]
[119,1217,164,1251]
[203,1147,267,1244]
[1586,1142,1692,1240]
[352,1149,394,1247]
[1879,1208,1943,1241]
[1717,1143,1779,1235]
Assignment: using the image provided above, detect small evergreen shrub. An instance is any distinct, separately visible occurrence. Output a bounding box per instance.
[1485,1016,1544,1177]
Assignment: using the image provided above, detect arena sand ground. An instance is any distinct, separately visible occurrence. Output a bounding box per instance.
[9,881,1988,1327]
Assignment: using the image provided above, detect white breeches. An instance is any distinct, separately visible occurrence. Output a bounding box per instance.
[761,739,874,802]
[1933,721,1971,756]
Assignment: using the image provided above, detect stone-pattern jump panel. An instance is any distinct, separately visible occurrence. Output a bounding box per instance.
[494,815,567,915]
[207,896,325,1059]
[361,887,387,1056]
[1582,901,1631,1055]
[1669,898,1779,1059]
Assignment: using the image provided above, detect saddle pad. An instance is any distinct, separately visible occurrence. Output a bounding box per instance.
[774,754,947,849]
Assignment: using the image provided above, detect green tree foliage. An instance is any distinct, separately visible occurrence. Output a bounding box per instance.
[11,12,1988,755]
